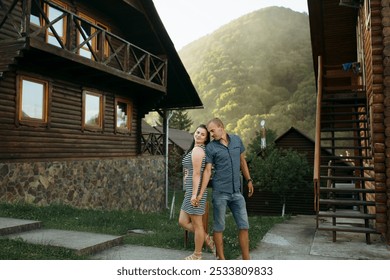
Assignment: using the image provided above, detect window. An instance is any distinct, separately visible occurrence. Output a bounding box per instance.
[83,91,103,130]
[44,0,67,47]
[18,76,48,124]
[30,0,42,26]
[78,13,109,59]
[115,98,132,132]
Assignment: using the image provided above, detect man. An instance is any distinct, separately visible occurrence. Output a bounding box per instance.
[196,118,254,260]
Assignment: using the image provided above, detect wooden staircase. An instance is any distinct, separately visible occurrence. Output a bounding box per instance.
[314,58,378,244]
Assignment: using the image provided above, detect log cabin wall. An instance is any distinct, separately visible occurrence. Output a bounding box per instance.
[0,71,139,160]
[0,0,169,212]
[0,70,165,212]
[355,0,388,240]
[358,0,387,233]
[380,0,390,242]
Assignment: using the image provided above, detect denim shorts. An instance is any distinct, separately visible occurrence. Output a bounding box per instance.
[212,191,249,232]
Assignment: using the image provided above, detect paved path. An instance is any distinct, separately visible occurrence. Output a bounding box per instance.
[1,215,389,260]
[250,215,390,260]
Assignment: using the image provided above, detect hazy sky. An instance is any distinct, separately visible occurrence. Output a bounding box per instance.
[153,0,309,50]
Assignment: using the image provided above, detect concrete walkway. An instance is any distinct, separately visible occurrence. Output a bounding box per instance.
[250,215,390,260]
[1,215,389,260]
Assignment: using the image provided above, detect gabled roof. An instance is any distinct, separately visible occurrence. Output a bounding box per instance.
[141,121,193,152]
[139,0,203,110]
[275,127,352,166]
[275,126,314,145]
[141,120,160,134]
[154,126,193,151]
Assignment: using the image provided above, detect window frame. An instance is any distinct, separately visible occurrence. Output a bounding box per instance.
[16,75,49,127]
[44,0,67,47]
[82,90,104,132]
[115,97,133,133]
[77,12,110,59]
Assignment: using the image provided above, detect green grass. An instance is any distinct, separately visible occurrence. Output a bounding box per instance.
[0,190,287,259]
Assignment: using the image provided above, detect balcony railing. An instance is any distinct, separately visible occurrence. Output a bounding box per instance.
[141,133,164,155]
[0,0,167,90]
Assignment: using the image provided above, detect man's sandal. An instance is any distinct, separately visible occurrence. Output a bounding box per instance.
[205,234,216,256]
[185,252,202,260]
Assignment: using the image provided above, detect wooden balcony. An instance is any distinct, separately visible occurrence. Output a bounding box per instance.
[0,0,167,92]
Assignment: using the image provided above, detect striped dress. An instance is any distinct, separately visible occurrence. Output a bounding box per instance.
[180,145,207,215]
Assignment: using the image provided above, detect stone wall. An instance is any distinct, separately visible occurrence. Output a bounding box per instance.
[0,156,165,212]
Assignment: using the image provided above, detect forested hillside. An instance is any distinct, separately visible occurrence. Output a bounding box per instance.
[179,7,316,146]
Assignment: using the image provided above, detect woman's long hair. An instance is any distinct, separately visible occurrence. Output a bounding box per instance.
[185,124,210,155]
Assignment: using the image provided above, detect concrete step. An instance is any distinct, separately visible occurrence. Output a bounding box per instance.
[0,217,123,256]
[0,217,42,236]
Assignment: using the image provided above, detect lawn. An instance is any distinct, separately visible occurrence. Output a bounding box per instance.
[0,190,286,259]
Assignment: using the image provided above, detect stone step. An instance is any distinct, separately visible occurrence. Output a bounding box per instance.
[0,217,123,256]
[0,217,42,236]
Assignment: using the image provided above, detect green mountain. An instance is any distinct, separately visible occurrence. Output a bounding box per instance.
[179,7,316,146]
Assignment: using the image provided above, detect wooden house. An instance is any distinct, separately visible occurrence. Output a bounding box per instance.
[246,127,353,215]
[308,0,390,245]
[0,0,202,212]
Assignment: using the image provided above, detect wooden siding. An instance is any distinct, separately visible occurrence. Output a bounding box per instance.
[0,71,138,161]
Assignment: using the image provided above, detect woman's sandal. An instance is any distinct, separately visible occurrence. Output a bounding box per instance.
[205,234,216,256]
[185,252,202,260]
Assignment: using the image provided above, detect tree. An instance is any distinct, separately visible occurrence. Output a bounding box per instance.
[157,109,193,131]
[248,137,312,216]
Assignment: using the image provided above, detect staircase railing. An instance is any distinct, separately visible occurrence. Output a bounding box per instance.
[313,56,323,221]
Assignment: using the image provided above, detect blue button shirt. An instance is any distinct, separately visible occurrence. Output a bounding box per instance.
[205,134,245,194]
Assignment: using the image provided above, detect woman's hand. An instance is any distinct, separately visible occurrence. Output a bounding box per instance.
[191,194,199,207]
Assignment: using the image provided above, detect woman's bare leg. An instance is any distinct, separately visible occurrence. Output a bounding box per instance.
[190,214,205,254]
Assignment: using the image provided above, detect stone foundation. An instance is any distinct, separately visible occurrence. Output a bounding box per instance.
[0,156,165,212]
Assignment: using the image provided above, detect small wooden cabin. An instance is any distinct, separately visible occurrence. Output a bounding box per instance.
[246,127,353,215]
[308,0,390,245]
[0,0,202,212]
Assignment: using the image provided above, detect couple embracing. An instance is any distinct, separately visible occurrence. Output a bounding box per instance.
[178,118,254,260]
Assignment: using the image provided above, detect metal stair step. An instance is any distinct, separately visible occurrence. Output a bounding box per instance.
[321,127,369,132]
[320,176,375,181]
[320,165,374,171]
[319,187,376,193]
[317,224,377,234]
[320,112,366,117]
[320,136,369,141]
[319,199,376,206]
[321,155,371,160]
[323,85,364,91]
[321,118,367,124]
[320,146,369,150]
[318,211,375,219]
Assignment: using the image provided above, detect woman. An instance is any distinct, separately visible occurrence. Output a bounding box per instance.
[178,124,216,260]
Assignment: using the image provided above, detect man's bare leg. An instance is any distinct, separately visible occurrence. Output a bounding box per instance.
[213,231,225,259]
[239,229,250,260]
